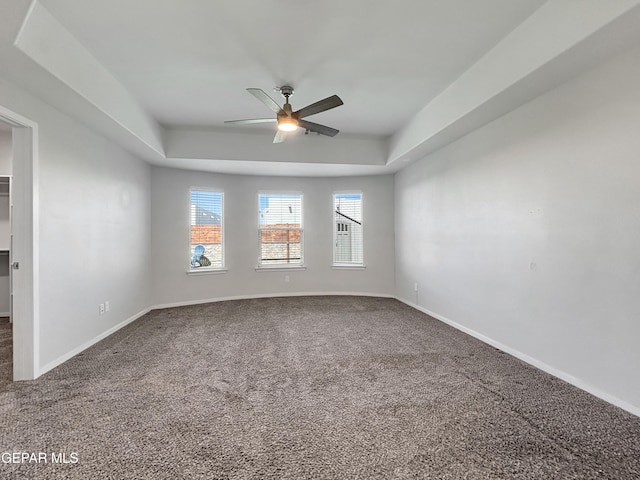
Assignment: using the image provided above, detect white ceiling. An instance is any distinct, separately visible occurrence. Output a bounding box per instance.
[38,0,545,135]
[2,0,640,176]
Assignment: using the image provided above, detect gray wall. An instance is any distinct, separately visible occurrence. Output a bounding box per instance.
[394,45,640,412]
[0,129,10,174]
[0,78,151,370]
[151,167,395,306]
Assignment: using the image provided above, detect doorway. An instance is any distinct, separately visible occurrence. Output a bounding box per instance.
[0,123,11,384]
[0,105,38,381]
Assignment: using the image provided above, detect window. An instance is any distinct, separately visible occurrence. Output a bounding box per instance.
[334,193,363,266]
[190,189,224,270]
[258,193,303,266]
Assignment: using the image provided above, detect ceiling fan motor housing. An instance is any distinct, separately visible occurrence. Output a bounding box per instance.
[278,85,294,98]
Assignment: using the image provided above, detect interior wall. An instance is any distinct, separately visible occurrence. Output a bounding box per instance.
[0,129,11,175]
[0,77,151,372]
[151,167,395,306]
[394,45,640,413]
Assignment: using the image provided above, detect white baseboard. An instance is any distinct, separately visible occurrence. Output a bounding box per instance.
[395,296,640,418]
[152,291,395,311]
[37,307,151,377]
[33,292,639,418]
[36,293,393,377]
[0,311,10,317]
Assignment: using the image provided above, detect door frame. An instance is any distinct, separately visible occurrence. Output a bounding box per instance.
[0,105,39,381]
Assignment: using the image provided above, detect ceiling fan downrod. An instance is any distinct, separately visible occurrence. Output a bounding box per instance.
[279,86,294,115]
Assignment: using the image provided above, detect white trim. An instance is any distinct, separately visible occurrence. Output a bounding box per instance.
[257,189,305,196]
[38,307,151,377]
[0,105,39,381]
[186,268,228,276]
[395,296,640,418]
[26,285,640,418]
[13,0,38,47]
[332,264,366,270]
[41,292,392,373]
[255,265,307,272]
[152,291,395,311]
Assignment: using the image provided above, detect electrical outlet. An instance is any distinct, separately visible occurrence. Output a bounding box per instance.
[414,282,419,292]
[99,303,105,315]
[105,301,110,312]
[285,275,290,282]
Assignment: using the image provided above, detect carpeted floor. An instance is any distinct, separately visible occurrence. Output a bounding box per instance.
[0,317,10,388]
[1,296,639,479]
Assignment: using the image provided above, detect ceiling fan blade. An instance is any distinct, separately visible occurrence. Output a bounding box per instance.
[224,118,277,125]
[247,88,283,114]
[273,131,286,143]
[298,119,339,137]
[294,95,343,119]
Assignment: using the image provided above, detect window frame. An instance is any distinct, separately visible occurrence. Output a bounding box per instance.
[188,187,226,274]
[332,191,365,268]
[256,191,305,269]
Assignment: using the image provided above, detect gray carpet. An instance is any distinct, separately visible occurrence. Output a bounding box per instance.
[1,296,639,479]
[0,317,10,388]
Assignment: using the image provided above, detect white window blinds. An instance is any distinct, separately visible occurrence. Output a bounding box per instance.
[334,193,363,265]
[258,193,303,266]
[190,189,224,269]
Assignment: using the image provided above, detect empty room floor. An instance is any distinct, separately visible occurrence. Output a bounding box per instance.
[1,296,639,479]
[0,316,9,387]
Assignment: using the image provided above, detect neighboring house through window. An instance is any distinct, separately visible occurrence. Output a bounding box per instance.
[190,189,224,269]
[334,192,363,266]
[258,193,303,266]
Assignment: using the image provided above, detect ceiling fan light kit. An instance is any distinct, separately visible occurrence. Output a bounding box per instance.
[225,85,344,143]
[277,119,298,132]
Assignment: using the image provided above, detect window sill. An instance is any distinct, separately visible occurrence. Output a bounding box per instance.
[255,265,307,272]
[186,268,228,276]
[332,264,366,270]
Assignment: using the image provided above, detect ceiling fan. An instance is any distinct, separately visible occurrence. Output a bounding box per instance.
[224,86,344,143]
